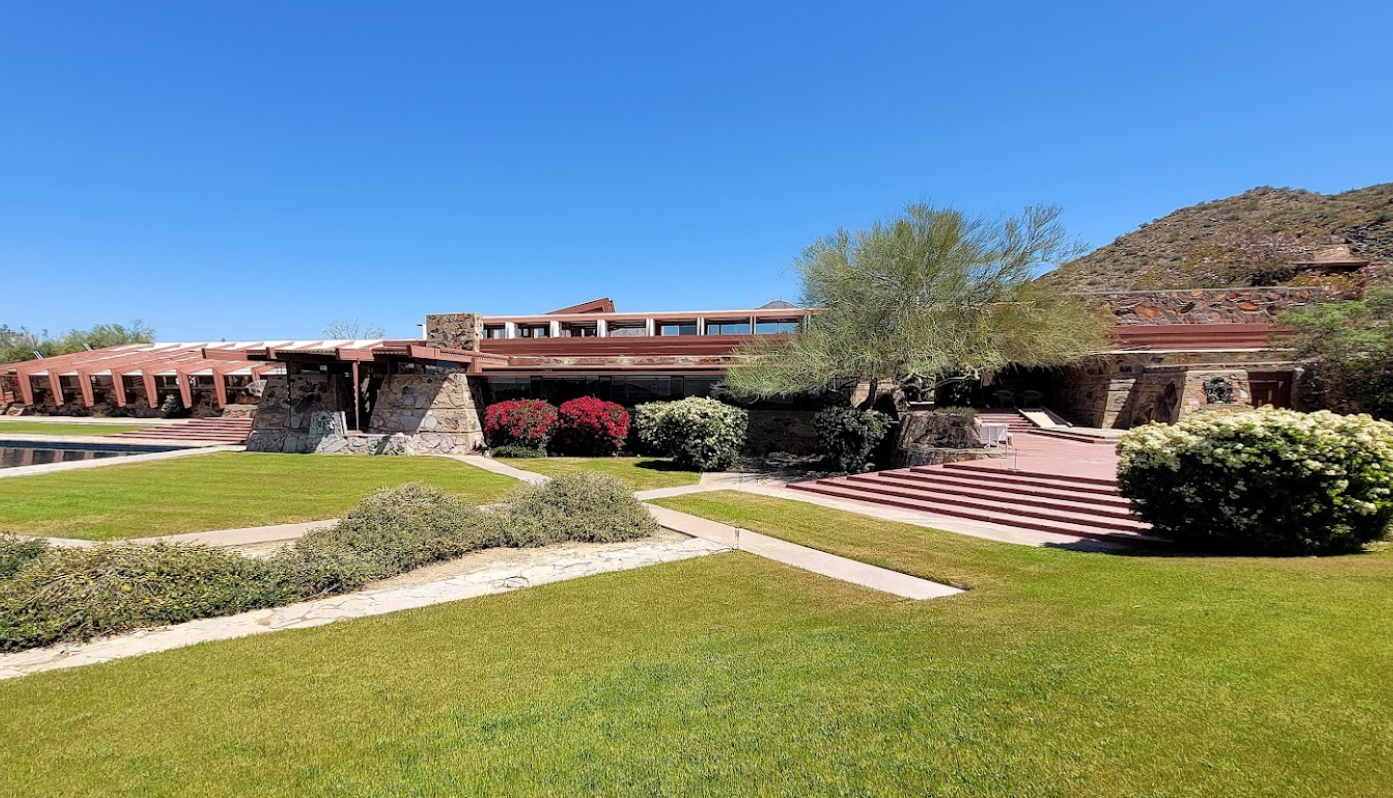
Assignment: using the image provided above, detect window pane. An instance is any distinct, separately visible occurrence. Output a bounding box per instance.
[705,321,751,335]
[755,320,801,334]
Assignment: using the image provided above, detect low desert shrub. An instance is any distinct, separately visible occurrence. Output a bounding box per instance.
[814,406,895,473]
[635,397,747,471]
[1118,408,1393,555]
[500,473,658,545]
[490,444,547,459]
[484,399,559,450]
[0,543,283,652]
[0,534,48,580]
[272,483,494,586]
[554,397,630,456]
[0,476,662,652]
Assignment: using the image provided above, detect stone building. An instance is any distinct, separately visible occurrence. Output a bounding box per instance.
[0,287,1352,450]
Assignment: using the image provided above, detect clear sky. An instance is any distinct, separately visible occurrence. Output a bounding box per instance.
[2,1,1390,341]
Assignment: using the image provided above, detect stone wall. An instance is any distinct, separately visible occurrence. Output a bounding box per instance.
[425,313,484,350]
[889,410,997,468]
[744,409,818,456]
[1098,287,1348,326]
[246,371,485,455]
[1053,354,1277,429]
[365,373,485,453]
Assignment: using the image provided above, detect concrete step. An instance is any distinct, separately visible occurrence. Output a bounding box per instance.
[942,461,1118,488]
[917,466,1120,496]
[864,470,1136,511]
[824,477,1147,532]
[786,481,1154,543]
[1017,428,1117,445]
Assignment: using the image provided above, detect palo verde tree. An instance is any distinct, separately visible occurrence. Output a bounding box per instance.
[724,203,1111,407]
[1282,287,1393,419]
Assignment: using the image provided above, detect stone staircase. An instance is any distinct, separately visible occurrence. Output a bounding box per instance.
[112,417,254,445]
[787,460,1154,543]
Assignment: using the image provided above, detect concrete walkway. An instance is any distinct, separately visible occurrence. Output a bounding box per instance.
[647,504,961,600]
[442,454,549,483]
[0,534,728,680]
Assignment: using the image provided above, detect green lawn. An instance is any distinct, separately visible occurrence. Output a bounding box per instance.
[2,492,1389,796]
[0,452,518,541]
[499,456,701,491]
[0,421,155,436]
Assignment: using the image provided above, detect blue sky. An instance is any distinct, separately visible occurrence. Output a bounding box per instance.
[2,1,1390,341]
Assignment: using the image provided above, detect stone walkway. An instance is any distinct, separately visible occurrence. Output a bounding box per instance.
[0,533,727,680]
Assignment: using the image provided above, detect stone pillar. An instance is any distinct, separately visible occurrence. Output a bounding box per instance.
[424,313,485,351]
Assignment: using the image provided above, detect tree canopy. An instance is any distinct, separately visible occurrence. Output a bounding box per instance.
[323,319,386,339]
[1283,287,1393,419]
[0,320,154,365]
[723,203,1111,404]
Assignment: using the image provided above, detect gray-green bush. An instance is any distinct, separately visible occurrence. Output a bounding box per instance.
[0,475,656,652]
[501,472,657,545]
[0,543,283,652]
[0,534,48,580]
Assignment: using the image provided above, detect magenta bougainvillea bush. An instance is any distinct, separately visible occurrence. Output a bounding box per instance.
[555,397,630,456]
[484,399,560,450]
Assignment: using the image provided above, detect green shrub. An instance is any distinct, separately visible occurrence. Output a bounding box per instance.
[499,473,658,545]
[1118,408,1393,555]
[635,397,747,471]
[490,444,547,459]
[0,543,282,652]
[814,406,895,472]
[159,394,187,419]
[0,534,48,580]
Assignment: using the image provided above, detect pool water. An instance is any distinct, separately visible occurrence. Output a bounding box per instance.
[0,442,180,470]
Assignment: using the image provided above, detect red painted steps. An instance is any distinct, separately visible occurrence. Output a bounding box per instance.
[787,462,1155,543]
[863,470,1135,513]
[835,474,1145,531]
[112,418,254,444]
[941,461,1118,487]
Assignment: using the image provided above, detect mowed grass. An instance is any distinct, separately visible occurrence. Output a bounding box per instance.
[2,493,1390,796]
[499,456,701,490]
[0,452,518,540]
[0,421,155,436]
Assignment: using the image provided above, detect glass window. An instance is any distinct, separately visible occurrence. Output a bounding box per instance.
[658,322,698,336]
[482,325,507,339]
[518,325,550,338]
[705,321,751,335]
[755,320,802,334]
[562,324,597,338]
[608,322,648,337]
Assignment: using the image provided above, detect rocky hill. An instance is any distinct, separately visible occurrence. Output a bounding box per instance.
[1042,183,1393,291]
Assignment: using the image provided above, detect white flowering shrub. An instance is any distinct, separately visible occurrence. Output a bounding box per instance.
[1118,408,1393,555]
[633,397,748,471]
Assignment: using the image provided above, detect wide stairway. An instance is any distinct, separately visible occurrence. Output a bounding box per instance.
[788,460,1153,543]
[112,417,254,445]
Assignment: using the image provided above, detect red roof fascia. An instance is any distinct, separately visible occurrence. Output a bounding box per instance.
[545,297,616,315]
